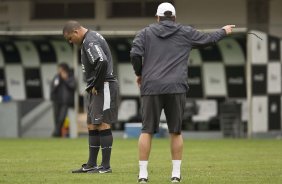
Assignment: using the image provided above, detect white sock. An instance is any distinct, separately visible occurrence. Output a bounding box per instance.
[139,161,148,179]
[172,160,181,178]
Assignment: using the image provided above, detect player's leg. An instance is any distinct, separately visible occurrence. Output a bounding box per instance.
[96,122,113,173]
[72,93,99,173]
[85,91,103,170]
[163,93,186,182]
[89,81,118,173]
[138,133,152,160]
[87,122,113,174]
[138,95,162,182]
[71,125,100,173]
[170,133,183,183]
[138,133,152,183]
[86,123,100,168]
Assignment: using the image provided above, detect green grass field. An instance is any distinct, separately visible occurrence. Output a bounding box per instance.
[0,138,282,184]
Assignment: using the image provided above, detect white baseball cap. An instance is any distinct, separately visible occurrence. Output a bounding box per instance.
[156,2,176,17]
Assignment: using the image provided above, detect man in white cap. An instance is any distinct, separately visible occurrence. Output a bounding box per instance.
[130,2,235,183]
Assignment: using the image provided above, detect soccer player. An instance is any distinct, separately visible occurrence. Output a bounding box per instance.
[63,21,118,174]
[130,2,235,183]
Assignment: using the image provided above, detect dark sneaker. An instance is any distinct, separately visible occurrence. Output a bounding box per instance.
[171,177,181,183]
[71,164,96,173]
[87,166,112,173]
[98,167,112,174]
[138,178,148,183]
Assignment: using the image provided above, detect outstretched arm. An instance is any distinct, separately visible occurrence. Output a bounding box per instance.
[190,25,235,48]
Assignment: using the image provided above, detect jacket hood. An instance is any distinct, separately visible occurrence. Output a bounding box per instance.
[149,20,182,38]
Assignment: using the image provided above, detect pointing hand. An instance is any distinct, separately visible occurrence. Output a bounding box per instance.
[222,25,236,35]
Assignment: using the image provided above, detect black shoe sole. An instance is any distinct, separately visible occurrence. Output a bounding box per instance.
[171,177,181,182]
[87,168,112,174]
[138,178,148,183]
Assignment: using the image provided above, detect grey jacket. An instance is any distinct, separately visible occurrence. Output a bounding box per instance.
[130,20,226,95]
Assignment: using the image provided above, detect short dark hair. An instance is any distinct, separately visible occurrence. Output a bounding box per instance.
[159,11,175,21]
[63,20,81,34]
[58,62,70,73]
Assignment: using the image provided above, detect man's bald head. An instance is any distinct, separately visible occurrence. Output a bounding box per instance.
[63,20,82,35]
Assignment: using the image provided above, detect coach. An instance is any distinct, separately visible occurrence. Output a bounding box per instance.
[130,2,235,183]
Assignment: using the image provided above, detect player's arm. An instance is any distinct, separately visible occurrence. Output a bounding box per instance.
[130,54,142,76]
[130,29,145,87]
[189,25,235,48]
[130,29,145,74]
[130,30,146,87]
[84,42,108,91]
[130,54,142,88]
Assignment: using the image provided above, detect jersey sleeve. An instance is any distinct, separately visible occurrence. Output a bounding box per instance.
[83,41,108,64]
